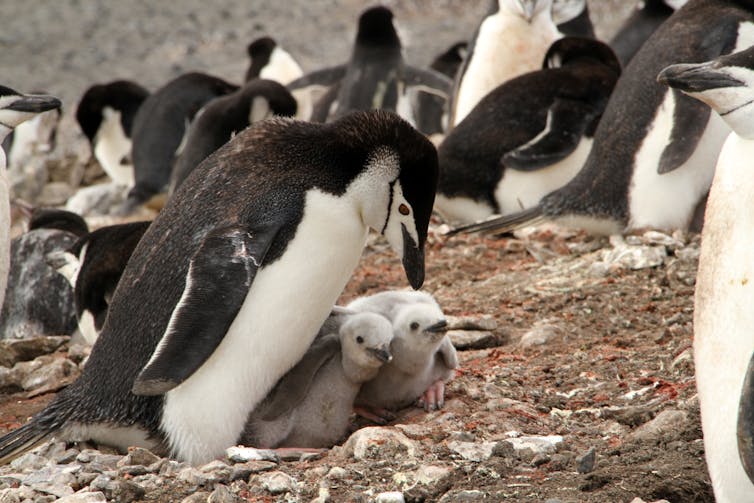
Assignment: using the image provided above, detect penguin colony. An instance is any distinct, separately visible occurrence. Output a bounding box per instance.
[1,1,754,498]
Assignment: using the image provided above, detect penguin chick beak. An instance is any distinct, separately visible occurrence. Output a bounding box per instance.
[6,94,62,113]
[368,347,393,363]
[424,319,448,335]
[401,224,425,290]
[658,62,745,93]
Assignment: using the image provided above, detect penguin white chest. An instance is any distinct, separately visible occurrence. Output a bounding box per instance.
[161,189,368,464]
[0,149,9,311]
[94,107,134,186]
[695,133,754,502]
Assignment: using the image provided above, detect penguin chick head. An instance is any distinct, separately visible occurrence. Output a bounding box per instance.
[658,47,754,138]
[340,312,394,370]
[394,303,448,346]
[0,85,61,132]
[501,0,553,22]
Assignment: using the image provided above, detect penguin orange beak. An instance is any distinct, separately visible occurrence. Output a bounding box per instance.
[658,62,745,93]
[401,225,425,289]
[6,94,61,113]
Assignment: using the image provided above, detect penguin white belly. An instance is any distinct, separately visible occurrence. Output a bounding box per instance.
[627,90,730,231]
[94,108,134,186]
[161,189,368,464]
[260,47,311,120]
[433,194,495,225]
[453,14,559,126]
[496,137,591,215]
[0,152,9,311]
[694,133,754,502]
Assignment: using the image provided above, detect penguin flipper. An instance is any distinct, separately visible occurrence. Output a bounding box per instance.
[438,337,459,369]
[255,335,341,421]
[402,66,453,98]
[286,65,347,92]
[738,351,754,484]
[445,205,547,236]
[657,89,711,174]
[132,223,278,396]
[0,419,54,464]
[502,97,597,172]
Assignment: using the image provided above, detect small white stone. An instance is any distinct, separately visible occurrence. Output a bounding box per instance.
[259,470,297,494]
[447,441,498,462]
[503,435,563,455]
[375,491,405,503]
[226,446,279,463]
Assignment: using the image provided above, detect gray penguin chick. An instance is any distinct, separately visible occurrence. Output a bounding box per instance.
[355,300,458,414]
[240,311,393,449]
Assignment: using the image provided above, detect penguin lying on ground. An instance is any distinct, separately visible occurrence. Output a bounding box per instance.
[610,0,686,67]
[122,72,238,214]
[436,37,620,225]
[0,110,438,465]
[49,220,151,346]
[347,290,458,415]
[660,44,754,502]
[1,209,87,340]
[75,80,149,187]
[169,79,297,195]
[0,87,61,315]
[240,311,393,449]
[451,0,754,237]
[285,6,452,127]
[449,0,562,128]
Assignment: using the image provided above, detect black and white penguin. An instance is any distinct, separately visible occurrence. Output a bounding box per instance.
[414,42,468,137]
[0,110,438,465]
[0,87,61,314]
[286,6,452,126]
[436,37,621,225]
[449,0,562,128]
[169,79,297,195]
[2,103,60,171]
[75,80,149,186]
[609,0,686,67]
[552,0,595,38]
[452,0,754,237]
[124,72,238,214]
[50,220,151,346]
[660,45,754,501]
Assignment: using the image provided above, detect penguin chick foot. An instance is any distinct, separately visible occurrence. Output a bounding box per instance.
[354,406,396,425]
[416,380,445,411]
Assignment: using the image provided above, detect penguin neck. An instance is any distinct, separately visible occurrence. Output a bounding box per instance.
[391,335,440,373]
[719,104,754,140]
[341,352,381,383]
[0,124,11,148]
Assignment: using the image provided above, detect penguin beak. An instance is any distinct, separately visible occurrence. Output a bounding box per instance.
[368,346,393,363]
[424,319,448,334]
[658,62,745,93]
[400,225,425,290]
[6,94,61,113]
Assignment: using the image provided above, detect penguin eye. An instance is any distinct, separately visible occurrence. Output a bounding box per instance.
[398,203,410,216]
[356,336,364,344]
[410,322,419,331]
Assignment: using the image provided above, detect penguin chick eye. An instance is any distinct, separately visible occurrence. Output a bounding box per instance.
[356,336,364,344]
[398,203,410,216]
[410,322,419,331]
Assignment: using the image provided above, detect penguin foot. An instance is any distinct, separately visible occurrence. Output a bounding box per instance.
[416,380,445,411]
[354,406,396,425]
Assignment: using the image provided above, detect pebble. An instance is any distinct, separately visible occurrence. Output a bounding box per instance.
[341,427,416,461]
[502,435,563,455]
[226,446,279,463]
[446,441,497,462]
[258,470,297,495]
[0,336,69,367]
[56,492,107,503]
[448,330,500,350]
[326,466,348,480]
[375,491,405,503]
[445,315,497,331]
[65,182,130,217]
[519,321,563,347]
[576,447,596,474]
[601,235,667,270]
[117,447,161,467]
[630,409,689,442]
[208,484,240,503]
[438,489,489,502]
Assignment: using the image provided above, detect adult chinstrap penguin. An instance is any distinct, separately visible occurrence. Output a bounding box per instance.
[451,0,754,237]
[660,45,754,502]
[552,0,595,38]
[414,41,467,136]
[436,37,621,225]
[609,1,682,67]
[0,110,438,465]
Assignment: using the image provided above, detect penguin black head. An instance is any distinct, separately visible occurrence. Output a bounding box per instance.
[28,208,89,237]
[544,37,621,76]
[356,6,400,48]
[659,45,754,138]
[245,37,277,82]
[0,85,61,130]
[240,79,298,120]
[432,42,468,77]
[75,80,149,143]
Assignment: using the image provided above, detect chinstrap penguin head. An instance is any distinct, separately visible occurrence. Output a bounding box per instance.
[394,303,449,345]
[658,46,754,138]
[501,0,553,22]
[0,86,61,135]
[356,6,400,48]
[340,312,394,368]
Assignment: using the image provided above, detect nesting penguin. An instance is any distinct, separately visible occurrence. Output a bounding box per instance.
[285,6,452,127]
[449,0,562,128]
[240,311,393,449]
[169,79,297,195]
[123,72,238,213]
[452,0,754,237]
[0,110,438,465]
[436,37,621,225]
[609,0,683,67]
[0,87,61,316]
[75,80,149,186]
[660,45,754,501]
[414,42,467,136]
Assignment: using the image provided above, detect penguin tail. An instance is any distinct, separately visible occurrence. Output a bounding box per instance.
[445,205,546,236]
[0,417,57,464]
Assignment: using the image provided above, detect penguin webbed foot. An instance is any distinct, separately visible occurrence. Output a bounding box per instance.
[353,405,396,425]
[416,379,446,411]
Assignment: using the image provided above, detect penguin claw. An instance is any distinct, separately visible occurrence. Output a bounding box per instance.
[419,380,446,411]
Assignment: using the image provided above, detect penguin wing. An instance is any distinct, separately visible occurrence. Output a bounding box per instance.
[131,223,279,395]
[255,334,341,421]
[402,66,453,98]
[502,97,597,172]
[657,88,711,174]
[286,65,347,92]
[737,351,754,482]
[438,337,459,370]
